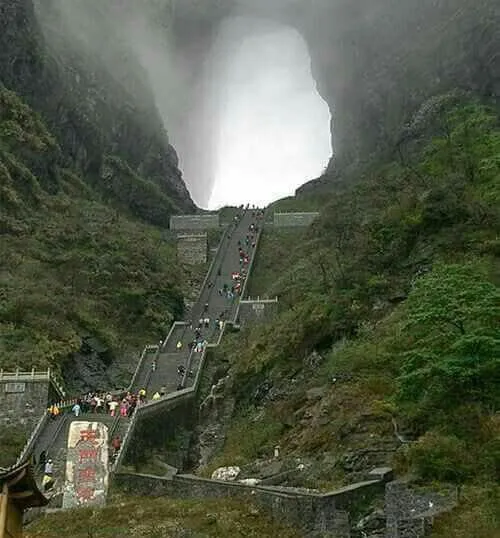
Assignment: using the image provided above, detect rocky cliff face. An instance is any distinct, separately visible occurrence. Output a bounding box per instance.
[168,0,499,175]
[5,0,496,202]
[0,0,195,221]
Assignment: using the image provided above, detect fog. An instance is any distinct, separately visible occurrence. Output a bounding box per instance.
[206,17,332,209]
[33,2,332,209]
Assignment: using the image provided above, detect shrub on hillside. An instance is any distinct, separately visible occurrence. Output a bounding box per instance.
[406,432,472,483]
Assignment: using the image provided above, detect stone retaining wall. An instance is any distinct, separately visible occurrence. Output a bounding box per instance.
[273,212,319,227]
[0,380,51,434]
[113,472,387,536]
[170,214,219,230]
[385,481,457,538]
[177,233,208,264]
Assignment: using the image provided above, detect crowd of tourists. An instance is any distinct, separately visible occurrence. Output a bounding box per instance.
[46,387,165,421]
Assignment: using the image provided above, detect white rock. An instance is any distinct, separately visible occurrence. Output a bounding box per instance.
[239,478,261,486]
[211,466,241,481]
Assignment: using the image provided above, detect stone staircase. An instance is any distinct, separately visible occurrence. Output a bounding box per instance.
[17,207,265,503]
[113,209,263,467]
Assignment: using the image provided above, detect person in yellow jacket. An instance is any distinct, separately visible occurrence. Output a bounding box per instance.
[50,404,60,420]
[42,474,54,492]
[152,392,161,400]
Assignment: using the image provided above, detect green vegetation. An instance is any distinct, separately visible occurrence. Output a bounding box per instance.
[206,97,499,532]
[25,496,300,538]
[0,85,199,373]
[432,486,500,538]
[0,426,27,468]
[247,229,306,297]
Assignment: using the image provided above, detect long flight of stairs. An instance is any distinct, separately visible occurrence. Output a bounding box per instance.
[22,207,264,503]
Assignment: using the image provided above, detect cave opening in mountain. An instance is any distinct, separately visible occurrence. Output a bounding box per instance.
[203,16,332,209]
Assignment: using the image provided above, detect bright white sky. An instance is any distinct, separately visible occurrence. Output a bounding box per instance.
[207,18,332,209]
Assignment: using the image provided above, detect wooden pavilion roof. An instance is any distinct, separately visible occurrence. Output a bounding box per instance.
[0,462,48,510]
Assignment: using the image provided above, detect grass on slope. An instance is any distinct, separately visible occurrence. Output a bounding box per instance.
[246,229,306,297]
[197,97,500,531]
[25,496,301,538]
[0,85,202,373]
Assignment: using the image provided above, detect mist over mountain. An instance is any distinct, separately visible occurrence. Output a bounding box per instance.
[14,0,496,206]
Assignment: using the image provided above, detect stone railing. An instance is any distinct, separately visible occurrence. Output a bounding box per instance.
[13,412,49,469]
[113,318,234,470]
[239,227,263,300]
[113,220,236,469]
[127,345,160,392]
[239,296,278,303]
[114,213,261,469]
[0,368,66,398]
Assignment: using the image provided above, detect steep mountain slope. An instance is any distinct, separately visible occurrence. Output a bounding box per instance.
[0,0,194,223]
[190,95,500,535]
[0,86,190,374]
[157,0,500,182]
[0,0,200,378]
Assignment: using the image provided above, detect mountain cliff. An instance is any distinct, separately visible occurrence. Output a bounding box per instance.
[102,0,497,195]
[0,0,196,377]
[1,0,195,221]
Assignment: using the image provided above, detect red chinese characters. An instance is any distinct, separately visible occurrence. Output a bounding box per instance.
[75,428,101,503]
[79,449,98,463]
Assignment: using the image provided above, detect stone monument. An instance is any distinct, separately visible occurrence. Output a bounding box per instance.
[62,421,109,509]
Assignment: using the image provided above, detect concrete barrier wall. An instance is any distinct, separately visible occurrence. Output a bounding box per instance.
[273,212,319,227]
[170,215,220,230]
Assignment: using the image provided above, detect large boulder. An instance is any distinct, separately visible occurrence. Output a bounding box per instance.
[211,466,241,481]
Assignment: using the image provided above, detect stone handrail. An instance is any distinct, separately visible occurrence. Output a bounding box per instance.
[114,209,263,471]
[113,295,241,467]
[196,224,230,303]
[114,215,257,466]
[0,369,50,380]
[161,320,185,352]
[127,345,160,392]
[14,412,49,468]
[234,225,264,321]
[112,417,135,471]
[240,297,278,303]
[0,368,66,398]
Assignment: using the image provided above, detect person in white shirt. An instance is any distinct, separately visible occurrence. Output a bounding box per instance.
[108,400,119,417]
[44,459,53,475]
